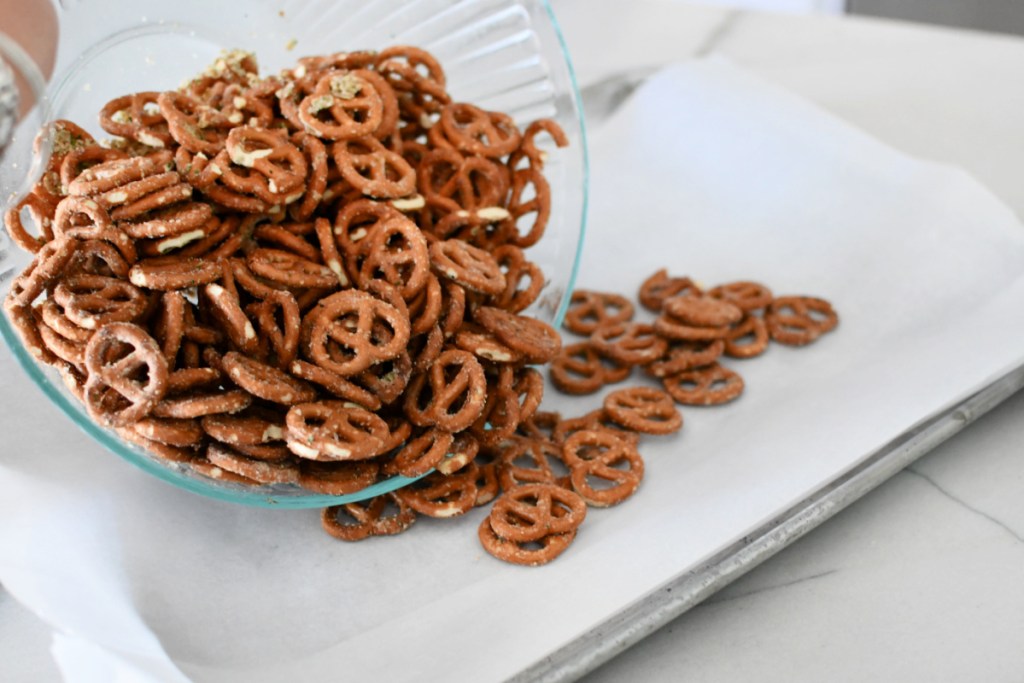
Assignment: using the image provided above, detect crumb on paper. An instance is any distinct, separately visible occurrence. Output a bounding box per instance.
[278,9,285,17]
[286,38,297,51]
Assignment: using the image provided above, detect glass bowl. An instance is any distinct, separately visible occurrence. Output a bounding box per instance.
[0,0,588,508]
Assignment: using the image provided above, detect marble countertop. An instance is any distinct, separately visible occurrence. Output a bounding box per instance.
[3,3,1024,681]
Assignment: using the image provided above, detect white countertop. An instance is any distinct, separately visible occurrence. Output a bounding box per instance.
[3,3,1024,681]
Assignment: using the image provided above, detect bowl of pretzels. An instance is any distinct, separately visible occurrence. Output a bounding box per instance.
[0,0,587,507]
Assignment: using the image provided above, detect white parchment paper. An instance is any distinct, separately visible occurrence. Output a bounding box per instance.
[3,59,1024,682]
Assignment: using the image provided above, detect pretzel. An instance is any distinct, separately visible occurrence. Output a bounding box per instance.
[38,299,91,343]
[221,126,307,202]
[288,359,381,410]
[662,362,745,406]
[83,322,169,427]
[99,91,172,148]
[246,247,338,289]
[602,387,682,435]
[121,202,211,240]
[723,313,769,359]
[436,431,480,475]
[429,239,506,295]
[246,289,301,369]
[52,274,148,330]
[201,410,286,447]
[396,464,479,518]
[638,269,702,312]
[403,348,486,432]
[152,389,252,419]
[285,400,389,461]
[203,283,259,355]
[307,289,410,376]
[38,319,87,367]
[454,322,523,364]
[563,290,634,336]
[4,192,57,253]
[663,294,743,329]
[473,305,561,364]
[549,341,631,395]
[478,513,575,566]
[509,118,569,171]
[116,425,198,464]
[8,236,79,307]
[132,417,204,449]
[332,136,416,198]
[128,257,221,290]
[289,133,330,221]
[222,351,316,405]
[381,427,453,478]
[563,429,644,507]
[355,215,430,298]
[492,245,543,313]
[356,351,412,405]
[590,322,668,366]
[299,459,380,495]
[495,436,569,492]
[488,483,587,543]
[470,366,520,448]
[765,296,838,346]
[65,154,168,197]
[206,443,299,485]
[506,166,551,249]
[439,103,521,158]
[166,367,223,394]
[644,339,724,378]
[297,70,384,140]
[158,90,231,155]
[708,281,773,312]
[321,493,417,542]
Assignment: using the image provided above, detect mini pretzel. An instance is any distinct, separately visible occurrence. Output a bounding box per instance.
[307,289,411,376]
[121,203,211,240]
[549,341,631,395]
[65,154,168,196]
[765,296,838,346]
[355,215,430,298]
[439,103,521,158]
[723,313,769,359]
[436,431,480,475]
[299,459,380,495]
[98,91,173,148]
[506,167,551,249]
[116,426,198,464]
[454,322,523,364]
[38,320,87,367]
[382,427,453,478]
[478,514,575,566]
[332,136,416,198]
[288,359,381,410]
[653,314,730,343]
[246,289,301,369]
[590,322,668,366]
[429,239,506,295]
[603,387,682,435]
[488,483,587,543]
[473,306,561,364]
[407,273,442,335]
[644,339,724,378]
[552,409,640,449]
[38,299,91,343]
[52,274,148,330]
[396,464,479,518]
[663,294,743,328]
[708,281,773,312]
[152,389,252,419]
[403,348,486,432]
[563,429,644,507]
[4,192,57,253]
[298,71,384,140]
[509,118,569,171]
[158,90,231,156]
[563,290,634,336]
[201,410,286,447]
[166,367,223,394]
[289,133,330,221]
[321,492,417,542]
[83,322,169,427]
[470,366,520,447]
[128,257,221,290]
[495,437,569,491]
[206,443,299,485]
[662,363,744,406]
[221,126,307,201]
[246,248,338,289]
[286,400,390,461]
[8,237,80,307]
[638,269,702,312]
[222,351,316,405]
[492,245,543,314]
[356,351,412,405]
[130,417,204,448]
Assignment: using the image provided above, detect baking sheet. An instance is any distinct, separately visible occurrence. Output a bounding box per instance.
[4,59,1024,682]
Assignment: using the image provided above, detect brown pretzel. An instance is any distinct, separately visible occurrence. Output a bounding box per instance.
[488,483,587,543]
[307,289,410,376]
[244,248,337,289]
[509,118,569,171]
[332,136,416,198]
[429,239,506,295]
[644,339,724,378]
[83,322,169,427]
[470,366,520,448]
[298,459,380,495]
[201,410,286,447]
[222,351,316,405]
[603,387,682,435]
[355,215,430,298]
[492,245,543,313]
[38,299,91,344]
[121,202,211,240]
[478,513,575,566]
[153,389,252,419]
[382,427,454,478]
[662,363,744,406]
[563,290,634,336]
[127,256,221,291]
[99,91,172,148]
[495,436,570,492]
[473,306,561,364]
[321,493,417,542]
[563,430,644,507]
[549,341,631,395]
[436,431,480,476]
[723,313,769,359]
[454,322,523,364]
[663,294,743,328]
[116,426,198,464]
[8,236,79,307]
[638,269,702,312]
[131,417,204,448]
[506,167,551,249]
[765,296,838,346]
[708,281,773,312]
[297,70,384,140]
[158,90,231,155]
[202,283,259,354]
[286,401,389,461]
[288,359,381,410]
[590,322,668,366]
[439,103,521,158]
[221,126,307,202]
[4,192,57,253]
[403,348,486,432]
[52,274,148,330]
[396,464,479,518]
[154,291,188,364]
[356,351,413,406]
[206,443,299,485]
